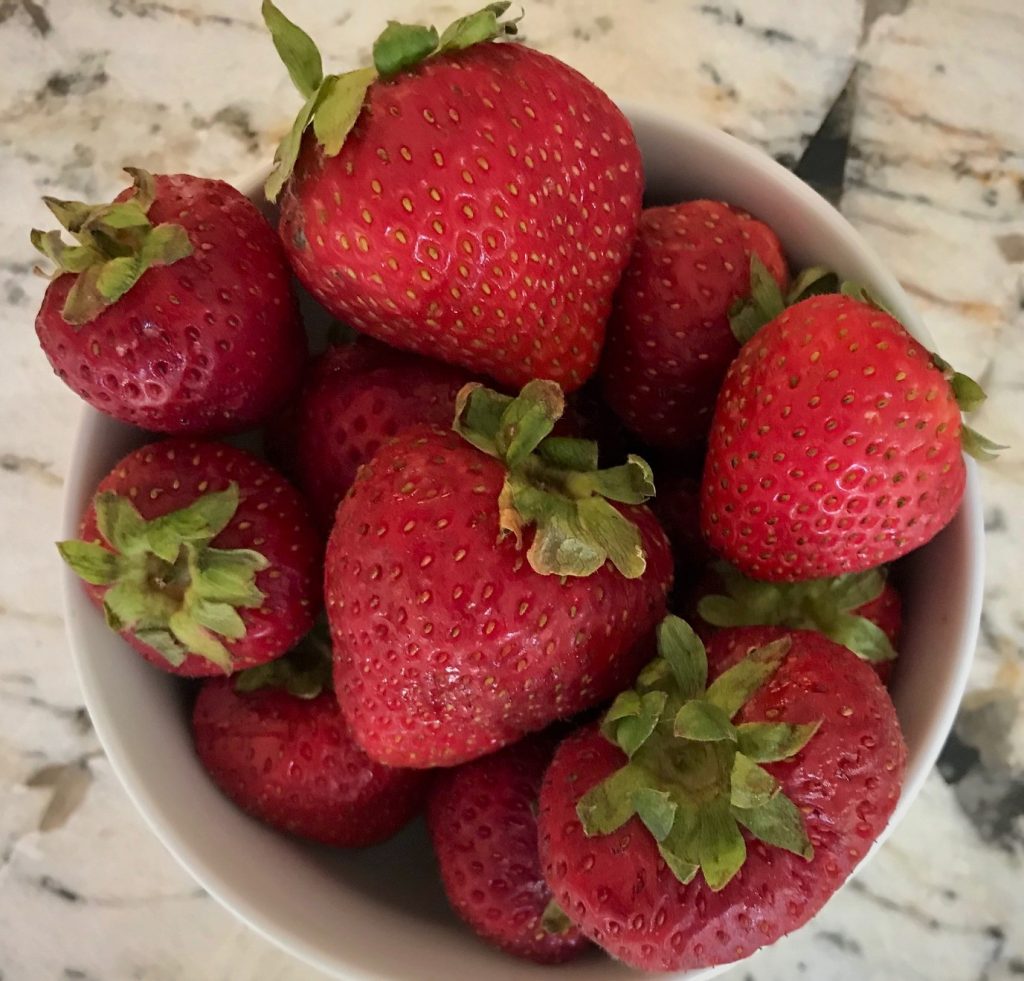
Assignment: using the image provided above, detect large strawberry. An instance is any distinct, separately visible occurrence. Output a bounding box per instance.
[427,734,589,963]
[33,169,306,435]
[261,1,642,392]
[538,619,906,972]
[266,337,472,529]
[325,380,673,768]
[59,439,321,676]
[692,561,902,681]
[193,630,430,847]
[599,201,788,449]
[701,292,995,580]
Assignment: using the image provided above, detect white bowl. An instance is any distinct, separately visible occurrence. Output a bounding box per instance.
[61,104,984,980]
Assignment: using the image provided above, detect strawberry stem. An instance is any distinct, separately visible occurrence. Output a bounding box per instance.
[58,484,267,671]
[30,168,192,327]
[262,1,521,201]
[697,562,897,663]
[577,616,818,891]
[453,381,656,579]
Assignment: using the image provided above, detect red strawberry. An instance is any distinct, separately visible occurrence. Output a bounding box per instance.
[33,169,306,435]
[538,619,906,972]
[325,381,673,768]
[194,635,430,846]
[600,200,789,449]
[650,474,711,588]
[700,292,990,580]
[266,338,472,530]
[691,561,902,682]
[262,2,642,392]
[59,439,321,676]
[427,735,589,964]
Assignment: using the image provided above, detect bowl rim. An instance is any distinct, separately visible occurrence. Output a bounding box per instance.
[60,102,984,979]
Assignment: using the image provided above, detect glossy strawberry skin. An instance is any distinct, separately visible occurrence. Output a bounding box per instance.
[538,627,906,972]
[266,339,472,530]
[193,679,430,846]
[600,201,789,450]
[325,425,673,768]
[36,174,307,435]
[427,735,589,964]
[278,44,642,393]
[77,439,322,676]
[701,294,966,580]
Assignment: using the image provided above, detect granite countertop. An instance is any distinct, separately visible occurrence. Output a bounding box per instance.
[1,0,1021,977]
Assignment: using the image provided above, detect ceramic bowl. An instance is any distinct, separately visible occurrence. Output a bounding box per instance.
[61,104,984,980]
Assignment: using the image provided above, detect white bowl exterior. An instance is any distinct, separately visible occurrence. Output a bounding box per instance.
[61,105,983,980]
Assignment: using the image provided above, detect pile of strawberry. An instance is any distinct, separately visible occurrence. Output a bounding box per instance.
[37,2,997,973]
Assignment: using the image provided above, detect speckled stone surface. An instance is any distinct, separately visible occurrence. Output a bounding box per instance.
[1,0,1022,978]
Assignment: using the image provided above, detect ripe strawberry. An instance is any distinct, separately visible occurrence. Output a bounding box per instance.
[538,619,906,972]
[262,2,642,392]
[193,633,430,846]
[691,561,902,682]
[265,338,472,530]
[650,473,711,589]
[599,200,789,449]
[59,439,321,676]
[427,735,589,963]
[701,292,992,580]
[325,381,673,768]
[33,169,306,435]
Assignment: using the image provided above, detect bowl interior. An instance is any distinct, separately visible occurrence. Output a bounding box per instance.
[62,105,983,981]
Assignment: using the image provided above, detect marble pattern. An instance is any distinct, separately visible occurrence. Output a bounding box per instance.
[0,0,1021,977]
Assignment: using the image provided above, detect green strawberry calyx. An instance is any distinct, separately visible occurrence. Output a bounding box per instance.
[929,351,1006,461]
[729,256,1005,461]
[453,379,656,580]
[540,900,574,936]
[234,619,332,698]
[30,168,193,327]
[728,254,786,345]
[57,484,267,671]
[698,561,897,663]
[728,259,842,345]
[577,616,819,892]
[261,1,521,202]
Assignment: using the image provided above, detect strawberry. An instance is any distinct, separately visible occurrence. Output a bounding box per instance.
[193,631,430,846]
[650,473,711,589]
[265,337,472,530]
[325,380,673,768]
[261,2,642,392]
[537,619,906,972]
[58,439,321,676]
[701,292,996,580]
[426,734,589,964]
[599,201,788,449]
[692,561,902,682]
[33,169,306,435]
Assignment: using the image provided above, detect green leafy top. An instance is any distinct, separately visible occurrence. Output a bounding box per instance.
[262,1,521,201]
[539,900,574,936]
[234,620,332,698]
[697,561,897,663]
[577,616,819,891]
[929,351,1006,461]
[728,259,839,345]
[729,255,1004,461]
[453,380,656,579]
[57,484,267,671]
[30,168,193,327]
